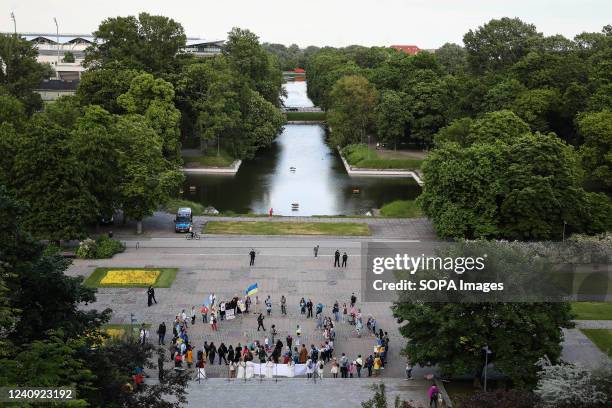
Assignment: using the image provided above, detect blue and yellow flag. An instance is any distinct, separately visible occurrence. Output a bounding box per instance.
[246,283,258,296]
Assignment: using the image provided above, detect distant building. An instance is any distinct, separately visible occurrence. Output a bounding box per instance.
[390,45,421,55]
[184,39,225,58]
[2,32,224,101]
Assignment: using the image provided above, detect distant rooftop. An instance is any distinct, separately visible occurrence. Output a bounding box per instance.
[3,32,223,46]
[390,45,421,55]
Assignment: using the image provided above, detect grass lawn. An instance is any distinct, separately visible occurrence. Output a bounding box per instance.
[203,221,370,236]
[84,267,178,288]
[380,200,423,218]
[571,302,612,320]
[286,111,326,121]
[183,150,235,167]
[581,329,612,357]
[341,144,423,170]
[164,199,206,216]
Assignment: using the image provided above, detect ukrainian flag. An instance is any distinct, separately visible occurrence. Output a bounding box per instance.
[246,283,258,296]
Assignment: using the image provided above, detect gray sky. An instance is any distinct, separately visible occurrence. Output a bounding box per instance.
[3,0,611,48]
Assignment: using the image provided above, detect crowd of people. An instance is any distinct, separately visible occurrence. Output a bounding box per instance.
[152,290,391,381]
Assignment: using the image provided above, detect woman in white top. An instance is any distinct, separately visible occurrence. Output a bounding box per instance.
[245,361,254,379]
[316,358,325,379]
[306,359,314,378]
[287,359,295,377]
[237,359,246,379]
[265,359,274,379]
[330,358,339,378]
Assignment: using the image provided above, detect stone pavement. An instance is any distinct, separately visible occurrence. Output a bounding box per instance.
[147,378,430,408]
[95,211,437,240]
[560,328,610,369]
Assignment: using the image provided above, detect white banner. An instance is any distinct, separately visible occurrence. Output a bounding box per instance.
[226,309,235,320]
[248,362,308,377]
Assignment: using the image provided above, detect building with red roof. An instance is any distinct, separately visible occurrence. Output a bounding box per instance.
[390,45,421,55]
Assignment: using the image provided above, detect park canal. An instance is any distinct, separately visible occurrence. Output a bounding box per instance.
[183,83,420,216]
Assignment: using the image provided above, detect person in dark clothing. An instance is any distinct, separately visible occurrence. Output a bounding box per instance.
[286,334,293,350]
[342,252,348,267]
[306,300,313,318]
[157,322,166,345]
[334,250,340,267]
[227,345,234,364]
[350,293,357,307]
[157,350,165,381]
[258,346,267,363]
[366,355,374,377]
[148,286,157,305]
[249,249,256,266]
[234,346,241,363]
[218,343,228,365]
[208,343,217,364]
[257,313,265,331]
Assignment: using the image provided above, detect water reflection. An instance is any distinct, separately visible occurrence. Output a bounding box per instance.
[184,124,420,215]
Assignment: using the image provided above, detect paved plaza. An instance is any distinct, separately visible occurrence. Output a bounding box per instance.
[67,236,437,406]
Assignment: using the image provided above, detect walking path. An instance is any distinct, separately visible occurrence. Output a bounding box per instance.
[98,211,437,240]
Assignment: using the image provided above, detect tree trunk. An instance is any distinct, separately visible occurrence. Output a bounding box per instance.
[136,220,143,235]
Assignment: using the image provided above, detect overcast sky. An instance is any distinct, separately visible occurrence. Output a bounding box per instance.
[3,0,610,48]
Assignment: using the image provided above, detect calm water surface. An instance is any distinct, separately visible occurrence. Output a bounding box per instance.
[183,84,420,215]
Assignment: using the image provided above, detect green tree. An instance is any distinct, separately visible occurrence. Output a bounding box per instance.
[327,75,379,146]
[8,112,96,242]
[435,43,468,75]
[0,33,54,113]
[224,28,283,106]
[393,299,573,388]
[577,110,612,191]
[115,115,183,234]
[117,73,182,161]
[77,65,140,113]
[463,17,542,74]
[62,51,75,63]
[376,90,412,150]
[84,13,186,74]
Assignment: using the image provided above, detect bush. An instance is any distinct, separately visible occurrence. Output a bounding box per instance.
[76,236,125,259]
[43,243,61,257]
[94,236,125,258]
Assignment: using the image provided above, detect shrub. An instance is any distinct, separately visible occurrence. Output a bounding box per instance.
[94,236,125,258]
[76,238,97,259]
[76,236,125,259]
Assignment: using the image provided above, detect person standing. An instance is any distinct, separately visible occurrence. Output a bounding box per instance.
[405,358,413,380]
[428,384,441,407]
[227,344,234,364]
[249,249,256,266]
[210,314,218,331]
[350,293,357,307]
[157,322,166,345]
[190,306,196,325]
[296,325,302,346]
[334,250,340,267]
[265,295,272,316]
[220,301,226,321]
[200,304,208,323]
[158,350,165,381]
[306,299,313,318]
[342,252,348,267]
[270,325,277,344]
[208,343,217,365]
[257,313,265,331]
[139,324,148,345]
[218,343,228,365]
[148,286,157,305]
[286,334,293,350]
[280,295,287,315]
[332,301,339,321]
[366,355,373,377]
[356,355,363,378]
[313,245,319,257]
[340,353,349,378]
[299,298,306,315]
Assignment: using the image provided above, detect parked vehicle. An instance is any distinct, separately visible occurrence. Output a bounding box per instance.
[175,207,192,233]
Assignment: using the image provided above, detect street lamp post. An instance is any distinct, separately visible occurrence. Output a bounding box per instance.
[10,12,16,34]
[483,345,492,392]
[562,220,567,242]
[54,17,60,75]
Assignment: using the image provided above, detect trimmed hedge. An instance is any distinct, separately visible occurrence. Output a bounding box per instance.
[76,236,125,259]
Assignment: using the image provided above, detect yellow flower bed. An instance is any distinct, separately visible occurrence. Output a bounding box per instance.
[100,269,161,285]
[106,328,125,338]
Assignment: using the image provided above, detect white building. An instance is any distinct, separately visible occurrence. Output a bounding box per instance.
[13,33,224,81]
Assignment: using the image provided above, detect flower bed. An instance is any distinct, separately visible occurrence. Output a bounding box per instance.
[99,269,160,285]
[84,267,178,288]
